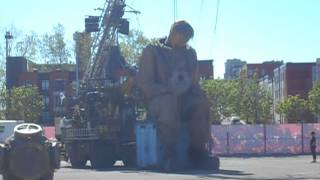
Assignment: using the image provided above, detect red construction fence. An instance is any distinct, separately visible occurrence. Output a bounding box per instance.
[211,123,320,155]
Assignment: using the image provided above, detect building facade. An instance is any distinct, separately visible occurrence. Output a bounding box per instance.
[5,56,76,125]
[224,59,246,80]
[273,63,315,123]
[18,69,76,125]
[198,59,214,80]
[244,61,283,80]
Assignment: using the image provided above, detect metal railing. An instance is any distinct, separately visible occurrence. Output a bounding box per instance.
[61,128,99,141]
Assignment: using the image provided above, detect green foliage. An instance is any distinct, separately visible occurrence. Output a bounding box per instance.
[0,24,71,64]
[39,24,71,64]
[28,61,75,72]
[0,68,5,89]
[308,84,320,117]
[119,29,151,65]
[0,87,44,123]
[235,77,273,123]
[14,31,39,61]
[202,79,237,124]
[276,95,307,123]
[202,77,273,124]
[74,32,91,74]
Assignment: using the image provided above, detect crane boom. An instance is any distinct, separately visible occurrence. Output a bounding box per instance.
[83,0,126,87]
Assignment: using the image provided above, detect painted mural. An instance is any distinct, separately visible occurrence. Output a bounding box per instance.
[211,123,320,155]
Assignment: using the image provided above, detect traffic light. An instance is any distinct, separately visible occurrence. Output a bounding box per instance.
[85,16,100,33]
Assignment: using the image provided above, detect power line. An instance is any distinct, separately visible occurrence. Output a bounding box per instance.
[211,0,220,59]
[174,0,177,22]
[213,0,220,38]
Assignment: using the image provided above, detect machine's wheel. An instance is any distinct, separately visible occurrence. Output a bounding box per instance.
[38,171,54,180]
[189,155,220,171]
[2,170,21,180]
[121,143,136,167]
[90,142,116,169]
[68,143,87,168]
[13,123,43,140]
[211,156,220,170]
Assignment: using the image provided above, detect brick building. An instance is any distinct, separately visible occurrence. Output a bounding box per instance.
[198,59,214,80]
[6,56,27,90]
[6,57,76,125]
[243,61,283,79]
[21,69,76,125]
[273,62,315,123]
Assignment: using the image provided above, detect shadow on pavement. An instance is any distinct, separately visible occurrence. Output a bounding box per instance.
[61,160,257,179]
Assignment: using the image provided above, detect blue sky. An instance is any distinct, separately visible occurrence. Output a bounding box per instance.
[1,0,320,78]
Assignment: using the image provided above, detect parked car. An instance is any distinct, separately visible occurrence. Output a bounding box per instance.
[221,116,246,125]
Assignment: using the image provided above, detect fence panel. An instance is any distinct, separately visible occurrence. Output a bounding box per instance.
[266,124,302,154]
[303,123,320,153]
[211,125,228,154]
[211,123,320,156]
[228,125,264,155]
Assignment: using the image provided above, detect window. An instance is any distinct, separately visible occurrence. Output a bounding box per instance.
[119,76,127,84]
[43,95,49,107]
[200,76,206,81]
[53,79,65,91]
[41,80,49,90]
[24,80,33,87]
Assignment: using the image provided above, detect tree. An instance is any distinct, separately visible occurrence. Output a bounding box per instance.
[308,84,320,118]
[14,31,39,61]
[0,26,40,61]
[276,95,307,123]
[73,32,92,74]
[238,78,272,123]
[1,87,44,123]
[39,24,71,64]
[202,77,273,124]
[119,29,152,65]
[202,79,237,124]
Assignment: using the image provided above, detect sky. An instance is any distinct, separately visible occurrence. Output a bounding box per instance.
[1,0,320,78]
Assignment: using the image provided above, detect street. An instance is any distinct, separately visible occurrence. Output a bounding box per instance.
[19,155,320,180]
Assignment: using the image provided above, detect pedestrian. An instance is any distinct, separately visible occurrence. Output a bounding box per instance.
[310,131,316,163]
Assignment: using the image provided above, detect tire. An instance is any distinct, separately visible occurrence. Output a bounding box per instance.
[38,171,54,180]
[68,143,87,168]
[121,144,136,167]
[189,155,220,170]
[90,142,116,169]
[2,170,21,180]
[211,156,220,170]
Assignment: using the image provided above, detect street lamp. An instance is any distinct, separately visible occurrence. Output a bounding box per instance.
[5,31,13,58]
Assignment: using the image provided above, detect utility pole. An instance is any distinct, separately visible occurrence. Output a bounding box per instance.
[5,31,13,58]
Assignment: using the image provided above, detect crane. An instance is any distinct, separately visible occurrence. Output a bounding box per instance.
[61,0,137,169]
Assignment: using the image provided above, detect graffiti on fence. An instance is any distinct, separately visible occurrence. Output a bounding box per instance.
[211,123,320,155]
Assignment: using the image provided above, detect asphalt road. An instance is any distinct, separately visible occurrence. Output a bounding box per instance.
[1,155,320,180]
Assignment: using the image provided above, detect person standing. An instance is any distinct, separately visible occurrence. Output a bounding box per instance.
[310,131,317,163]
